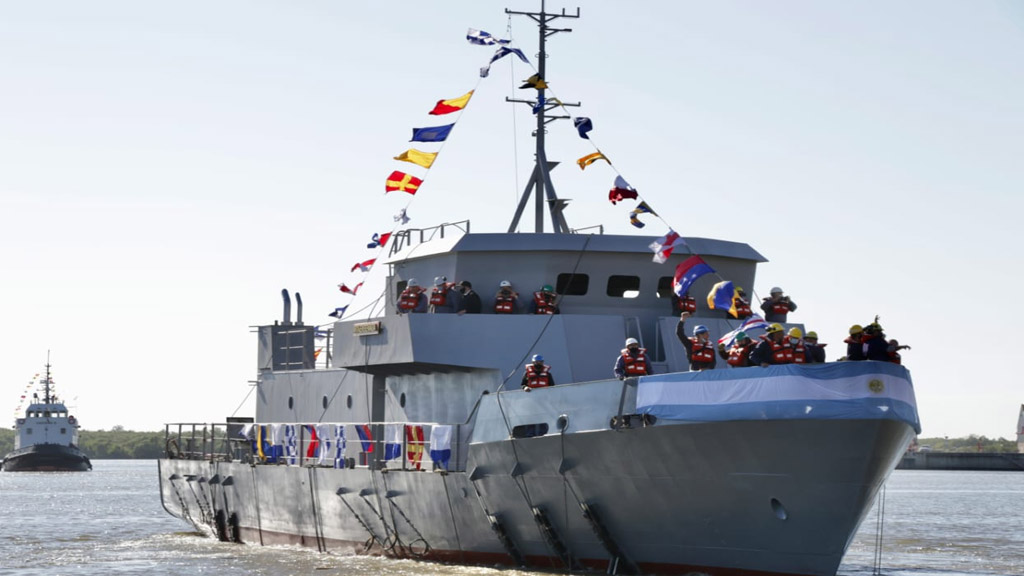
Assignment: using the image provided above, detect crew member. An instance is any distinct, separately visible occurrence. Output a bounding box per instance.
[671,292,697,315]
[493,280,519,314]
[761,287,797,322]
[613,338,653,379]
[804,331,827,363]
[732,287,753,319]
[456,281,481,314]
[718,331,755,368]
[521,354,555,389]
[429,276,460,314]
[529,284,560,315]
[862,321,890,362]
[843,325,866,361]
[397,278,427,314]
[887,339,911,364]
[750,323,793,367]
[787,327,808,364]
[676,312,717,371]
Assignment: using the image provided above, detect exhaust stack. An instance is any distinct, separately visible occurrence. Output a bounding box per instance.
[295,292,304,325]
[281,289,292,326]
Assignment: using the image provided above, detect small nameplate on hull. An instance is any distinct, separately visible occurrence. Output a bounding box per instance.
[353,321,382,336]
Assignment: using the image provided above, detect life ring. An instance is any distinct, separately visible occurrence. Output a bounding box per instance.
[68,416,77,426]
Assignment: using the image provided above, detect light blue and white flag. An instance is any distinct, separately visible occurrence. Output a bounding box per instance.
[480,46,529,78]
[284,424,298,465]
[430,425,453,470]
[384,423,403,461]
[333,424,346,469]
[467,28,510,46]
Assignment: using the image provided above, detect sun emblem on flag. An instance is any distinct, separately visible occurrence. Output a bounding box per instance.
[868,379,884,394]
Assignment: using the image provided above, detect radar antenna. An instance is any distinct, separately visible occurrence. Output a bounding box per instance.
[506,1,580,235]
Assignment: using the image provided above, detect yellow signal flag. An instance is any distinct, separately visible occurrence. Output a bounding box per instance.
[393,149,438,169]
[577,151,610,170]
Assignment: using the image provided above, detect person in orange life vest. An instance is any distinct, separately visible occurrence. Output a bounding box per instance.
[804,330,827,363]
[842,324,867,361]
[429,276,461,314]
[521,354,555,390]
[528,284,560,315]
[786,327,809,364]
[493,280,520,314]
[887,339,911,365]
[732,287,753,319]
[670,292,697,315]
[397,278,427,314]
[749,323,793,367]
[717,331,755,368]
[676,312,717,371]
[613,338,653,379]
[760,287,797,322]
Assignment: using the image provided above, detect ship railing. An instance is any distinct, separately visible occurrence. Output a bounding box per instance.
[164,421,469,472]
[388,220,470,256]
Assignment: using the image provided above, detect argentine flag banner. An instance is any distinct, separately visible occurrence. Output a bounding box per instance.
[636,362,920,433]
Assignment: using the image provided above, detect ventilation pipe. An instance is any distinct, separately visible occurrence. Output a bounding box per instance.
[281,289,292,325]
[295,292,304,325]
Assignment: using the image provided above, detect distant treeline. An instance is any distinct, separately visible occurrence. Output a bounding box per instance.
[916,435,1019,453]
[0,428,166,459]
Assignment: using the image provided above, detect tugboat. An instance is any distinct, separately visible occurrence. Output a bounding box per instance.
[157,4,920,575]
[2,358,92,472]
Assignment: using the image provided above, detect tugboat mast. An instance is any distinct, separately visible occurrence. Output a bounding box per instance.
[506,1,580,235]
[43,351,53,405]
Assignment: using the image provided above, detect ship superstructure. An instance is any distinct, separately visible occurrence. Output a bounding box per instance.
[156,4,920,575]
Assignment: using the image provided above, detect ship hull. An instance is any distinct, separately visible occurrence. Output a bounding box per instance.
[2,443,92,472]
[158,417,914,576]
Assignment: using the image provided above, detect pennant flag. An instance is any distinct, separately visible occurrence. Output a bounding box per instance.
[314,329,329,340]
[430,425,453,470]
[284,424,298,465]
[480,46,529,78]
[629,201,656,228]
[367,232,392,249]
[609,175,639,205]
[305,425,320,458]
[519,74,548,89]
[410,124,454,143]
[673,255,715,298]
[313,347,323,360]
[328,305,347,317]
[384,423,403,461]
[338,282,363,295]
[577,152,610,170]
[650,229,687,264]
[718,314,770,347]
[406,425,426,470]
[394,208,410,224]
[707,280,736,315]
[429,90,474,115]
[467,28,510,45]
[256,424,267,461]
[316,423,332,465]
[532,94,546,115]
[351,258,376,273]
[333,424,346,468]
[385,171,422,195]
[393,149,437,169]
[355,424,374,453]
[574,117,593,139]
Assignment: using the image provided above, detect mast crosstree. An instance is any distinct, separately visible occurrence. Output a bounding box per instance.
[506,1,580,235]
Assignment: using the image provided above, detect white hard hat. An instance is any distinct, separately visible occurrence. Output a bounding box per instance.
[407,279,418,287]
[770,286,783,294]
[625,337,639,346]
[434,276,447,286]
[499,280,511,287]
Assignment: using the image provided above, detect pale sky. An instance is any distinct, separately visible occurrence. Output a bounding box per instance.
[1,1,1021,438]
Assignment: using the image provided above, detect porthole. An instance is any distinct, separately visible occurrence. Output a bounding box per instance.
[322,395,329,409]
[511,423,549,439]
[400,392,407,408]
[346,395,353,409]
[556,414,569,431]
[770,498,788,521]
[288,396,294,410]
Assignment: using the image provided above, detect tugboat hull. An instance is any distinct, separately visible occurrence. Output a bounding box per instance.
[2,443,92,472]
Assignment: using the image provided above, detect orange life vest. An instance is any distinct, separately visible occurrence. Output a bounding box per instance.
[621,348,650,376]
[734,299,752,318]
[770,301,790,318]
[770,340,794,364]
[787,338,807,364]
[676,296,697,314]
[533,291,557,315]
[889,350,902,365]
[494,293,516,314]
[689,338,715,365]
[524,364,552,388]
[398,288,422,311]
[727,343,753,367]
[430,283,454,306]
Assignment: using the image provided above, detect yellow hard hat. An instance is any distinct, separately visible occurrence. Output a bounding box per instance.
[849,324,863,335]
[766,323,784,334]
[805,331,818,340]
[788,327,803,339]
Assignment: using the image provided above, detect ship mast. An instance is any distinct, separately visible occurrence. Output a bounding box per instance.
[506,1,580,235]
[43,351,53,405]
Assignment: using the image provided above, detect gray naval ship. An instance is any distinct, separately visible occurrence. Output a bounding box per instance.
[157,4,921,575]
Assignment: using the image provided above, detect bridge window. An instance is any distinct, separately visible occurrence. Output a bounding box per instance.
[607,275,641,298]
[556,273,588,296]
[657,277,675,298]
[61,428,67,434]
